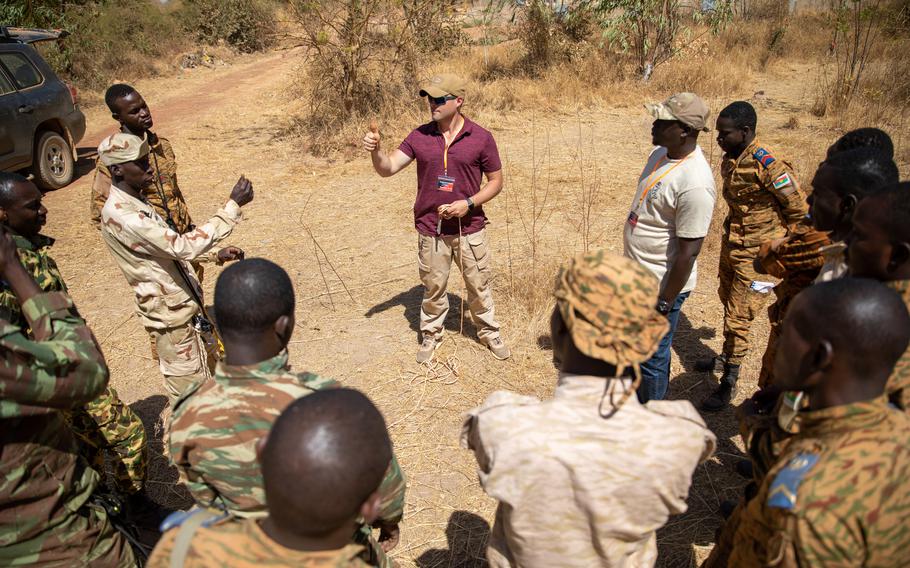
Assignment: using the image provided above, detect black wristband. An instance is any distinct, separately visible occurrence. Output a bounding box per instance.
[466,197,475,210]
[656,299,672,315]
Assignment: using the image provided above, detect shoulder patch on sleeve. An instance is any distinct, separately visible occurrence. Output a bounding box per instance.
[768,452,820,510]
[753,147,776,169]
[773,172,793,190]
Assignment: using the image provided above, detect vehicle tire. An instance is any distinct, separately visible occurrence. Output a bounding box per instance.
[33,131,74,190]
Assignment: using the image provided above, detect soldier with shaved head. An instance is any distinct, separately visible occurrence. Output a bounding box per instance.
[714,279,910,566]
[168,259,405,565]
[151,388,394,567]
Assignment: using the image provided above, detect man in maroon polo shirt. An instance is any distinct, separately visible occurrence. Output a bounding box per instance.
[363,73,509,363]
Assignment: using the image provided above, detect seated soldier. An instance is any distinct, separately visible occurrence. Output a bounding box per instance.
[462,251,716,567]
[0,171,151,511]
[846,182,910,410]
[0,227,135,566]
[714,279,910,566]
[151,388,394,567]
[168,259,404,560]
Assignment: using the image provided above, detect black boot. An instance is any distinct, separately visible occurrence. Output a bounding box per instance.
[694,354,727,373]
[701,363,740,412]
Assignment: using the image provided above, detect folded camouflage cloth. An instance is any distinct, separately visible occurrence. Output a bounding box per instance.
[759,230,832,278]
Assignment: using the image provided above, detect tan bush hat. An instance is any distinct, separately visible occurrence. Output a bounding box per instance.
[97,132,149,166]
[645,92,711,132]
[554,250,669,368]
[419,73,467,99]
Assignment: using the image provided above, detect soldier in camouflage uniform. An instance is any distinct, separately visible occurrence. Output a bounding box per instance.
[462,251,715,567]
[168,259,405,563]
[97,133,252,402]
[700,101,809,411]
[0,172,149,501]
[846,183,910,411]
[90,84,205,278]
[0,228,134,566]
[151,389,399,567]
[709,278,910,566]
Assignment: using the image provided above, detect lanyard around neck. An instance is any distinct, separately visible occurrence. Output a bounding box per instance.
[635,153,692,211]
[442,118,464,175]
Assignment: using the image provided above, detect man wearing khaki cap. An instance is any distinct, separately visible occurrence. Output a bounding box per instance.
[97,132,253,402]
[461,250,715,567]
[362,73,508,363]
[624,92,717,403]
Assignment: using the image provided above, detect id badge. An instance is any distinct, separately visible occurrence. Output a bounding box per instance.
[627,211,639,228]
[437,175,455,192]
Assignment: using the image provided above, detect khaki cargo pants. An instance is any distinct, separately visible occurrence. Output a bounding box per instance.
[718,239,770,365]
[149,318,218,403]
[418,228,501,344]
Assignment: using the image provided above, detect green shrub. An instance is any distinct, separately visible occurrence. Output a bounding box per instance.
[182,0,277,53]
[1,0,189,90]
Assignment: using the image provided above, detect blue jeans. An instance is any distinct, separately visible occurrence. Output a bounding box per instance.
[637,292,689,403]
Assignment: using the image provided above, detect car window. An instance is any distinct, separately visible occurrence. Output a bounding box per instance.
[0,69,14,96]
[0,53,43,89]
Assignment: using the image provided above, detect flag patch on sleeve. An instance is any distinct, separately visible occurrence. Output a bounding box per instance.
[773,172,793,190]
[753,148,776,169]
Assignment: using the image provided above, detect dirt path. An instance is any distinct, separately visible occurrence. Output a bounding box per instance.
[43,51,863,566]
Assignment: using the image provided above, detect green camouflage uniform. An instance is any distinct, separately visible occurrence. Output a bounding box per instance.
[0,292,134,566]
[168,351,406,564]
[0,231,147,495]
[719,140,807,365]
[710,396,910,567]
[884,280,910,411]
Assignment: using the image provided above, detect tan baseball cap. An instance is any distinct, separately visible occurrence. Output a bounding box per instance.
[419,73,467,99]
[645,92,711,132]
[97,132,149,166]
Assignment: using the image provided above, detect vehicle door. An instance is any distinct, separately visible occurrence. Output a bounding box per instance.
[0,59,29,171]
[0,48,51,160]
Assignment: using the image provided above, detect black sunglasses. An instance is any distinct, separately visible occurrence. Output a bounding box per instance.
[427,94,457,105]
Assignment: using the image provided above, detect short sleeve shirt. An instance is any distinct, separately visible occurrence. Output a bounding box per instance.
[623,146,717,294]
[399,117,501,236]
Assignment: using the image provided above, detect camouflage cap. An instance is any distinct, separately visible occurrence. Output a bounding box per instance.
[419,73,467,99]
[554,250,669,367]
[97,132,149,166]
[646,92,711,132]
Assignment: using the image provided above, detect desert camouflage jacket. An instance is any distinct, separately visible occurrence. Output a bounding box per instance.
[169,350,407,524]
[729,396,910,566]
[885,279,910,411]
[462,373,716,567]
[100,185,239,330]
[722,139,808,248]
[0,232,66,331]
[91,133,194,233]
[0,292,116,565]
[148,515,373,568]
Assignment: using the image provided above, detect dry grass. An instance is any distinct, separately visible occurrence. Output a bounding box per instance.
[41,9,910,568]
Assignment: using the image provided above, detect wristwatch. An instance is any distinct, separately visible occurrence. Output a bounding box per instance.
[656,299,672,316]
[466,197,475,211]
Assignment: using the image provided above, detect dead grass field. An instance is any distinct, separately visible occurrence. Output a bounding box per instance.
[49,39,907,567]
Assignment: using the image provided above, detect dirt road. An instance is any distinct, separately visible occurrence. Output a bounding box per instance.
[46,48,842,566]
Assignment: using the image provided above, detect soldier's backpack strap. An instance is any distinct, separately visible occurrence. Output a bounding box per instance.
[163,508,225,568]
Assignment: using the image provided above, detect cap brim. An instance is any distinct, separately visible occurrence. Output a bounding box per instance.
[645,102,677,122]
[419,86,448,98]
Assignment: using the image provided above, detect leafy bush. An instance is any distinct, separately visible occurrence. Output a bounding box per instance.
[1,0,189,90]
[516,0,595,73]
[182,0,277,54]
[288,0,464,155]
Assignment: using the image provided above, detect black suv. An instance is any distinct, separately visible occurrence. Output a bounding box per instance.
[0,27,85,189]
